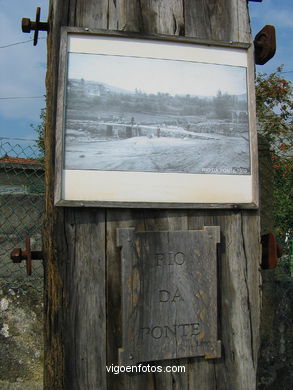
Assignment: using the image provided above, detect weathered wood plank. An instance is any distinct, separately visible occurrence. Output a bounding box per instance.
[45,1,108,389]
[187,210,261,389]
[108,0,184,35]
[75,0,108,28]
[212,211,259,389]
[142,211,190,389]
[44,1,71,388]
[232,0,251,42]
[106,210,191,389]
[188,359,217,388]
[184,1,261,388]
[62,209,106,390]
[53,26,252,48]
[241,211,261,366]
[54,28,67,204]
[247,43,260,208]
[185,0,232,40]
[106,209,153,390]
[118,227,220,365]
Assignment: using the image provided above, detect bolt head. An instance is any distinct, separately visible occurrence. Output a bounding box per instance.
[22,18,31,33]
[11,248,22,263]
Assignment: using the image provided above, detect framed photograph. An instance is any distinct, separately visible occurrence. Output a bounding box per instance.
[55,28,258,208]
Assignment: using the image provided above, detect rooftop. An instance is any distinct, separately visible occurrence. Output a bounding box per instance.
[0,154,42,166]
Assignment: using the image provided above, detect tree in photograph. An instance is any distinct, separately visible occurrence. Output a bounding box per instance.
[213,90,233,119]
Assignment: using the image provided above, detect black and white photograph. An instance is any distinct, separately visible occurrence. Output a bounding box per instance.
[55,33,258,207]
[64,52,250,175]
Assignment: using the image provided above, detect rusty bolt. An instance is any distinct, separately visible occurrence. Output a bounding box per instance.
[11,248,23,263]
[261,232,283,270]
[21,18,49,33]
[10,237,43,276]
[21,18,32,33]
[21,7,49,46]
[254,25,276,65]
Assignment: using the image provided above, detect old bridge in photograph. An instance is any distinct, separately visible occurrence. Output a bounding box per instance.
[44,1,261,389]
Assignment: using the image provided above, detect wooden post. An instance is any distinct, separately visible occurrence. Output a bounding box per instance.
[44,1,261,389]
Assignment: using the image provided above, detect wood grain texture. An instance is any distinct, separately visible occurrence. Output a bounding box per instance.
[54,27,252,48]
[142,210,190,389]
[185,0,232,40]
[45,0,261,389]
[62,209,106,390]
[108,0,184,35]
[106,209,154,390]
[54,28,68,204]
[44,1,70,388]
[118,227,221,365]
[187,210,261,389]
[212,211,259,389]
[75,0,108,28]
[45,1,107,389]
[247,43,260,208]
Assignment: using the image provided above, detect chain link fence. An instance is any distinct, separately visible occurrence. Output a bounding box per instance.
[0,139,44,293]
[0,139,44,387]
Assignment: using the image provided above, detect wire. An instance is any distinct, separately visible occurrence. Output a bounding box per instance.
[0,37,46,48]
[0,96,45,100]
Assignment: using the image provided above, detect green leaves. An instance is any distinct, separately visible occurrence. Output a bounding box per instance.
[256,67,293,271]
[31,107,45,161]
[256,66,293,154]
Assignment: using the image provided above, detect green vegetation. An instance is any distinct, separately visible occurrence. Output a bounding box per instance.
[31,107,46,160]
[256,67,293,273]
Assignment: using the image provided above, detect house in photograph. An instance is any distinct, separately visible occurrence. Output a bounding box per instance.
[64,52,250,175]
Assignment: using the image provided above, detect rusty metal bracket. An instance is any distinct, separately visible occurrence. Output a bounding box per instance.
[22,7,49,46]
[254,25,276,65]
[10,237,43,276]
[261,233,283,270]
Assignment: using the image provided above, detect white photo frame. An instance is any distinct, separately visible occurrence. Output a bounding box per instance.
[55,28,258,208]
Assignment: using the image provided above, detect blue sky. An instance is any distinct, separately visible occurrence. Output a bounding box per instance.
[0,1,48,146]
[0,0,292,147]
[249,0,293,79]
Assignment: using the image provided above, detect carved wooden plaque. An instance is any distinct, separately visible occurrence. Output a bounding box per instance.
[117,227,221,365]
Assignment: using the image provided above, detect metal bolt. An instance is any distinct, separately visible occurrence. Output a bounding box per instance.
[10,237,43,276]
[22,18,32,33]
[261,232,283,270]
[11,248,23,263]
[254,25,276,65]
[21,7,49,46]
